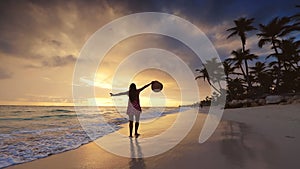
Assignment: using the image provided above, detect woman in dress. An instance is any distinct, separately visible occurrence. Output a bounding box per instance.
[110,82,153,138]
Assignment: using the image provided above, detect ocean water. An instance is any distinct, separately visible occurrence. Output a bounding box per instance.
[0,106,182,168]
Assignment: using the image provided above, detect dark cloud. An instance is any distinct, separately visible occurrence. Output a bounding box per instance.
[0,0,122,61]
[250,1,299,24]
[42,39,62,47]
[107,0,299,26]
[0,0,298,64]
[104,0,299,60]
[42,55,76,67]
[0,40,14,54]
[23,64,40,69]
[0,68,12,79]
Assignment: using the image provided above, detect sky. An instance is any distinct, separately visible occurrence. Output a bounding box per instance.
[0,0,299,106]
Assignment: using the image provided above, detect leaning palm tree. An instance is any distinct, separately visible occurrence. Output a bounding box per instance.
[257,17,291,90]
[195,58,226,94]
[227,17,256,90]
[195,67,221,94]
[204,58,226,89]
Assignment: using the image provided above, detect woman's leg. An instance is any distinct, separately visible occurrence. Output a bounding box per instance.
[134,114,141,137]
[128,114,134,137]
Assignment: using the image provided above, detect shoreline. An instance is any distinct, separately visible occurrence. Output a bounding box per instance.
[0,106,184,168]
[7,103,300,169]
[4,108,181,169]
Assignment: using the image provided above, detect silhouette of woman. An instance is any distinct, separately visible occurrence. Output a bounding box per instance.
[110,82,153,138]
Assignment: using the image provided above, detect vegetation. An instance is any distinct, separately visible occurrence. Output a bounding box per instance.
[196,5,300,103]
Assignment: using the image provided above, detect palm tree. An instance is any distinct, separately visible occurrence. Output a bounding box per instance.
[222,60,236,82]
[227,17,256,51]
[227,17,256,90]
[226,49,258,88]
[250,62,268,78]
[195,67,221,94]
[227,78,246,100]
[204,58,226,89]
[257,17,291,90]
[277,38,300,70]
[226,49,246,79]
[195,58,226,94]
[250,62,273,94]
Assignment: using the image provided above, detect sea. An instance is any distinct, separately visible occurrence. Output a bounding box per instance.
[0,105,183,168]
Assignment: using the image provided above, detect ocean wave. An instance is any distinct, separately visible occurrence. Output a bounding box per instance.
[11,127,70,135]
[37,114,78,119]
[0,114,78,121]
[0,123,119,168]
[49,109,74,113]
[0,106,180,168]
[0,117,34,121]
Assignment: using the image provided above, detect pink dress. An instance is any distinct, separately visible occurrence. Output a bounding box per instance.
[127,90,142,115]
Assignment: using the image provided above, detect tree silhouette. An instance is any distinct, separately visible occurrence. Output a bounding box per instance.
[277,38,300,70]
[227,17,256,90]
[223,60,236,82]
[250,62,273,94]
[226,49,258,91]
[195,67,221,94]
[257,17,291,91]
[200,6,300,104]
[227,78,246,100]
[195,58,226,94]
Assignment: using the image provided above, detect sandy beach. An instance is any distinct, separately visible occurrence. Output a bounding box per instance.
[7,103,300,169]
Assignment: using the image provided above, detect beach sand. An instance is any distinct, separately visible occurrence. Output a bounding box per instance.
[7,104,300,169]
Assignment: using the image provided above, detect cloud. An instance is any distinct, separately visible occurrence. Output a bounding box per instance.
[0,68,12,79]
[107,0,299,27]
[42,55,76,67]
[0,0,298,105]
[43,39,62,47]
[0,39,14,55]
[0,0,123,61]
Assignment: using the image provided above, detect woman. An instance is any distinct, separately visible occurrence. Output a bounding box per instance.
[110,81,153,138]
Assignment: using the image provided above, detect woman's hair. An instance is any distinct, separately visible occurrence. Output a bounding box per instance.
[129,83,137,102]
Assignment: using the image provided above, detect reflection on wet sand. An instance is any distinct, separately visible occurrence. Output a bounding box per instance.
[219,120,279,168]
[129,138,146,169]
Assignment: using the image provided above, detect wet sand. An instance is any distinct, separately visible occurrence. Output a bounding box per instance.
[7,104,300,169]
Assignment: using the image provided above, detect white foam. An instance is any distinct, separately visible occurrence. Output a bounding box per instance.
[0,106,180,168]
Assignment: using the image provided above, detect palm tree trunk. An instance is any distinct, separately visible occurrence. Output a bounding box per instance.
[238,62,247,79]
[242,45,252,93]
[272,39,281,91]
[217,81,222,90]
[207,80,222,94]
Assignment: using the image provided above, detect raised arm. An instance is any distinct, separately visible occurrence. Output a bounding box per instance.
[138,81,153,92]
[110,91,128,96]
